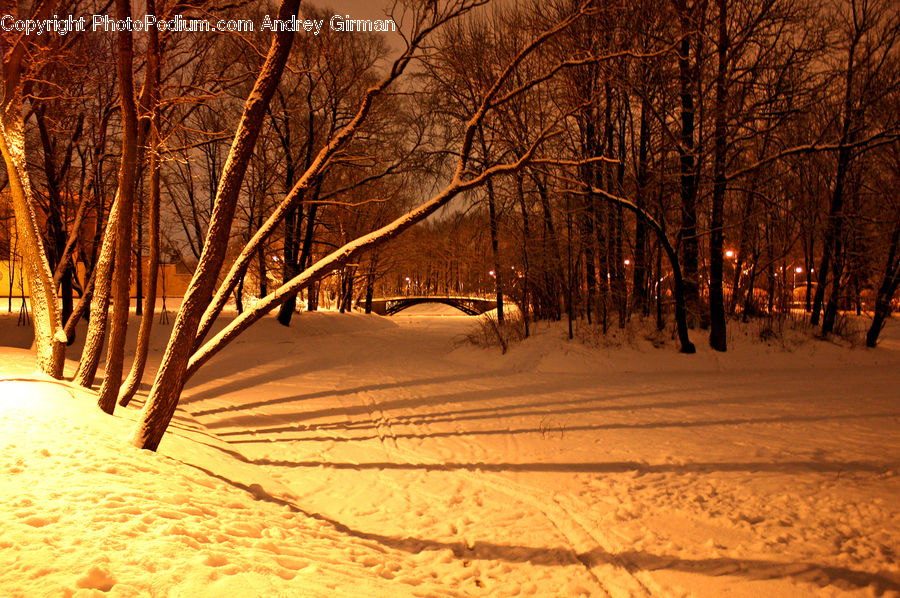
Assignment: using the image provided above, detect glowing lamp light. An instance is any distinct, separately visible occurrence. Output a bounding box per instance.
[624,259,631,266]
[795,267,803,273]
[725,250,734,258]
[489,270,496,277]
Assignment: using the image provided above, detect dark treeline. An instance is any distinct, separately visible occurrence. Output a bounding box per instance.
[376,0,900,351]
[1,0,899,449]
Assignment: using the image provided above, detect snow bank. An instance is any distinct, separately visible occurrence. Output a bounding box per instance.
[0,361,466,597]
[2,311,900,597]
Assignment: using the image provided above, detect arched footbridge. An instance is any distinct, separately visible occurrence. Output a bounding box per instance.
[365,296,496,316]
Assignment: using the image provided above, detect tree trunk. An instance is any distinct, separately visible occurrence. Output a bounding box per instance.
[729,190,756,315]
[34,108,78,337]
[533,172,562,320]
[97,0,140,415]
[276,202,301,325]
[866,216,900,347]
[566,193,574,339]
[676,7,701,328]
[591,187,695,354]
[708,0,729,352]
[364,254,377,314]
[74,199,118,387]
[516,173,530,337]
[120,3,162,408]
[0,99,66,378]
[131,0,301,451]
[479,126,504,324]
[257,244,267,297]
[819,142,854,333]
[135,191,143,318]
[579,193,598,325]
[613,107,627,328]
[814,25,861,332]
[632,95,651,318]
[235,276,244,313]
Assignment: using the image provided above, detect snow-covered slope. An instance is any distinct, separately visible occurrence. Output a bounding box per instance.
[2,311,899,597]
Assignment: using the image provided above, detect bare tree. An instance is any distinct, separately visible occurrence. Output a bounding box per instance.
[133,1,610,450]
[131,0,303,450]
[119,0,163,407]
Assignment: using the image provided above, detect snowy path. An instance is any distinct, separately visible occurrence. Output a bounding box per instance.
[178,311,900,597]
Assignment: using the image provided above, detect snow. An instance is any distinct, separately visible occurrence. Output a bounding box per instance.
[2,310,900,597]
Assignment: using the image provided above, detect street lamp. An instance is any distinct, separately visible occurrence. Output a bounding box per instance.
[793,266,803,294]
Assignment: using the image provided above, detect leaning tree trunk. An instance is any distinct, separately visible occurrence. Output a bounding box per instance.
[866,216,900,347]
[131,0,301,451]
[0,100,66,378]
[119,2,162,407]
[75,197,120,387]
[0,1,66,378]
[97,0,140,415]
[141,4,605,449]
[592,187,695,354]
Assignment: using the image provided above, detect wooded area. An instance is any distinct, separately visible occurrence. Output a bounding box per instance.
[2,0,899,450]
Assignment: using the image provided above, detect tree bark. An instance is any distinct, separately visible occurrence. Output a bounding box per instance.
[708,0,729,352]
[119,0,162,407]
[478,125,504,324]
[0,0,67,377]
[632,95,651,318]
[812,17,863,332]
[74,198,118,387]
[516,173,530,337]
[675,3,701,328]
[591,186,695,354]
[0,99,66,377]
[866,221,900,347]
[97,0,140,415]
[132,0,302,451]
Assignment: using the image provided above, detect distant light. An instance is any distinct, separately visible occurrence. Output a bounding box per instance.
[489,270,495,277]
[725,250,734,258]
[624,259,631,266]
[405,277,410,282]
[795,267,803,273]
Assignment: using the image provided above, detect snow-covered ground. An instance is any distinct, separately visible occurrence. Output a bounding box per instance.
[2,306,899,597]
